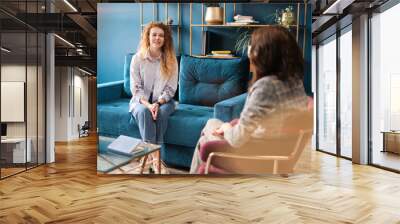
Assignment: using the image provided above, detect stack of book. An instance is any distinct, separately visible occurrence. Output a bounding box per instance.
[107,135,145,156]
[209,50,234,58]
[226,15,259,25]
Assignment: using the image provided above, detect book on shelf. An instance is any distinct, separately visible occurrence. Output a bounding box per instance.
[234,15,253,21]
[207,54,235,58]
[226,21,259,26]
[107,135,144,156]
[211,50,232,55]
[231,14,259,25]
[209,50,234,58]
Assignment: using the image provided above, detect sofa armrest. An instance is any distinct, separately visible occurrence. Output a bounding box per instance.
[214,93,247,122]
[97,80,125,103]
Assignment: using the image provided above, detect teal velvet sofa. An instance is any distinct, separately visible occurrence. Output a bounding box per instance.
[97,54,249,169]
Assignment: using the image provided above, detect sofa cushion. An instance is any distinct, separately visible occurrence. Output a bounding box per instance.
[179,56,249,107]
[97,98,141,139]
[98,100,212,147]
[123,53,135,97]
[164,103,214,147]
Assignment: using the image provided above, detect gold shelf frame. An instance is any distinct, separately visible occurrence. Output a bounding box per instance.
[189,2,307,56]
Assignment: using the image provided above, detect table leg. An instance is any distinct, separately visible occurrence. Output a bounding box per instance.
[150,151,161,174]
[140,154,149,174]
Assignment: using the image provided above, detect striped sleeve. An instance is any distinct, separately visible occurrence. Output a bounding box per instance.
[130,54,145,103]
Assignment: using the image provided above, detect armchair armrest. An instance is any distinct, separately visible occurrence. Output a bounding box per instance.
[205,152,289,175]
[97,80,125,103]
[214,93,247,122]
[204,129,312,175]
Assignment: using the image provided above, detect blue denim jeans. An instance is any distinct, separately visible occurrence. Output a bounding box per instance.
[132,100,175,144]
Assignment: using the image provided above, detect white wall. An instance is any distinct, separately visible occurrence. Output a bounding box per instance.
[55,67,89,141]
[1,64,46,164]
[55,67,69,141]
[1,65,40,138]
[1,65,26,141]
[74,73,89,137]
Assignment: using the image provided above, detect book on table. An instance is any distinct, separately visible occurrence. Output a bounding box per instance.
[107,135,144,156]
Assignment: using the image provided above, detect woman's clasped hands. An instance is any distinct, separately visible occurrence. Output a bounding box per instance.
[147,103,159,121]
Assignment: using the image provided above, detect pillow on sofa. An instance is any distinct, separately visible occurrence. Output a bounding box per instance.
[179,56,249,107]
[123,53,135,98]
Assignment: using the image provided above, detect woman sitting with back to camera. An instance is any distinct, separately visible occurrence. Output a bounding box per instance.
[129,22,178,144]
[190,26,310,174]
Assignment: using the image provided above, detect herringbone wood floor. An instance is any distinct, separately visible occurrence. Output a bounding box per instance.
[1,135,400,223]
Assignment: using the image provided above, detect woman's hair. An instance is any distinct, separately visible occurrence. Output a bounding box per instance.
[139,22,177,79]
[248,25,304,85]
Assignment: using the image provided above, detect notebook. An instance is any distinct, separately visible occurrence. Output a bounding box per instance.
[107,135,143,156]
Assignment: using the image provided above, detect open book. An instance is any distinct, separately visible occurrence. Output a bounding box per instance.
[107,135,144,156]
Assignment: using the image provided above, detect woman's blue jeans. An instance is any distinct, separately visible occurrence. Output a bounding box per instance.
[132,100,175,144]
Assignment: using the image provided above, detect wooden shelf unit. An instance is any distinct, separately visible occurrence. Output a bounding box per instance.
[140,24,180,27]
[190,24,298,28]
[189,3,308,56]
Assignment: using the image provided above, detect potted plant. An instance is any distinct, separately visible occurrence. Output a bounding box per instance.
[275,6,296,28]
[234,29,252,56]
[281,6,295,28]
[205,3,223,25]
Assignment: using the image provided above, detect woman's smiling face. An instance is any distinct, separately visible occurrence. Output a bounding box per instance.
[149,27,165,50]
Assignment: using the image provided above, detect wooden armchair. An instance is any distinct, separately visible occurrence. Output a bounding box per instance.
[200,110,313,175]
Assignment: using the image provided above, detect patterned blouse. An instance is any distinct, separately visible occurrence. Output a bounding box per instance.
[129,52,178,112]
[223,75,309,148]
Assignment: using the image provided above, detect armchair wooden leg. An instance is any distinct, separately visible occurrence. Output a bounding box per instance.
[280,174,289,178]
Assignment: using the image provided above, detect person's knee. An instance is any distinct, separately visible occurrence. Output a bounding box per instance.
[134,105,151,118]
[158,105,174,119]
[199,140,230,162]
[207,118,221,126]
[157,109,168,120]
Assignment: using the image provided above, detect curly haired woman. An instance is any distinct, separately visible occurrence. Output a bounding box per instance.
[129,22,178,144]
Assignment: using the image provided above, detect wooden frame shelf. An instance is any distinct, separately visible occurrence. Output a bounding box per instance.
[141,24,180,27]
[190,24,299,28]
[189,3,308,56]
